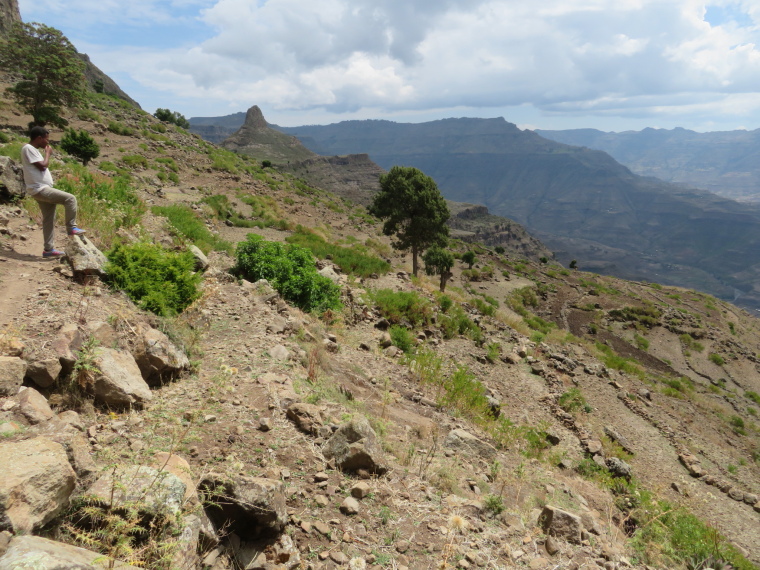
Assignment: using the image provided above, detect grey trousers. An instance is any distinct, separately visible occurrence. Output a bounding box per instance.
[32,185,78,252]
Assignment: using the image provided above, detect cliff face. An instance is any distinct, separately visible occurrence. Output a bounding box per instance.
[78,53,141,109]
[0,0,20,36]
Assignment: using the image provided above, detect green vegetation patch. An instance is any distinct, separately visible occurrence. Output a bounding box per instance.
[56,165,144,247]
[608,305,661,328]
[369,289,432,327]
[151,204,231,253]
[233,234,341,313]
[286,227,390,278]
[106,243,201,316]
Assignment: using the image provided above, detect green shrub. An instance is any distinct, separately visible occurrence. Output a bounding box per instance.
[439,306,479,339]
[389,325,414,353]
[746,391,760,406]
[151,204,231,253]
[471,297,496,317]
[155,156,178,172]
[679,334,704,353]
[233,234,341,313]
[370,289,432,327]
[634,334,650,351]
[438,294,453,313]
[122,154,147,168]
[730,416,746,436]
[608,305,661,328]
[105,243,201,316]
[494,246,505,254]
[153,108,189,129]
[483,494,504,515]
[60,129,99,166]
[107,121,134,136]
[558,388,588,414]
[709,353,725,366]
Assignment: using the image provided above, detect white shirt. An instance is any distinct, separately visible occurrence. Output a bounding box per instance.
[21,143,54,196]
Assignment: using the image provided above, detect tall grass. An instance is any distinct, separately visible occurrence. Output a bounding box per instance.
[286,227,390,278]
[53,164,145,247]
[151,204,232,253]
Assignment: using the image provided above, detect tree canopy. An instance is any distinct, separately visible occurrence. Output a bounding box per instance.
[60,128,100,166]
[369,166,450,276]
[154,108,190,129]
[0,23,86,127]
[423,245,455,292]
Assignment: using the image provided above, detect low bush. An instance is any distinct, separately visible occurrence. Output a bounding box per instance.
[105,243,201,316]
[709,353,725,366]
[746,391,760,406]
[60,129,100,165]
[558,388,589,414]
[107,121,135,136]
[389,325,414,353]
[679,334,704,353]
[608,305,661,328]
[471,297,496,317]
[233,234,341,313]
[370,289,432,327]
[439,306,479,340]
[122,154,147,168]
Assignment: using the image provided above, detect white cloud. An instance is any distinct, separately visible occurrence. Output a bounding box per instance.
[19,0,760,129]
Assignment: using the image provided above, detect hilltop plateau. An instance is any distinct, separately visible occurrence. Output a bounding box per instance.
[0,68,759,570]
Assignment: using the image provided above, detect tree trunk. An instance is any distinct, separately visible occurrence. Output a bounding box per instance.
[439,271,452,292]
[412,244,419,277]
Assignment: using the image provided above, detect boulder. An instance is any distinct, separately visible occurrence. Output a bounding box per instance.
[50,323,82,374]
[269,344,291,361]
[0,437,76,532]
[604,426,634,455]
[25,358,62,388]
[65,234,108,278]
[322,416,388,475]
[132,325,190,385]
[0,156,24,201]
[150,453,197,506]
[200,474,287,538]
[444,429,498,461]
[0,535,138,569]
[92,348,153,407]
[86,465,187,517]
[605,457,632,480]
[16,387,55,424]
[47,431,97,479]
[0,356,26,396]
[540,506,583,543]
[286,402,323,435]
[318,265,341,283]
[188,244,209,271]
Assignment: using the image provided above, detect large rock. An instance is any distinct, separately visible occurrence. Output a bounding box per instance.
[0,535,138,569]
[444,429,498,461]
[0,156,24,201]
[132,325,190,385]
[86,465,187,517]
[322,416,388,474]
[540,506,583,543]
[50,323,83,374]
[200,474,287,538]
[606,457,632,479]
[150,453,197,505]
[92,348,152,407]
[16,387,55,424]
[64,234,108,278]
[188,244,209,271]
[25,358,62,388]
[286,402,323,435]
[0,356,26,396]
[0,437,76,532]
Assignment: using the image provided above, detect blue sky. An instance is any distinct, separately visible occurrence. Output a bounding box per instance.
[18,0,760,132]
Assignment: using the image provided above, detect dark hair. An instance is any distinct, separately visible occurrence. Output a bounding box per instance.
[29,126,49,141]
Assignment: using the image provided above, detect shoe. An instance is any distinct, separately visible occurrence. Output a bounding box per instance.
[68,227,86,236]
[42,249,65,258]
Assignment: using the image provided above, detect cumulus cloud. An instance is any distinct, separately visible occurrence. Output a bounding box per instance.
[19,0,760,128]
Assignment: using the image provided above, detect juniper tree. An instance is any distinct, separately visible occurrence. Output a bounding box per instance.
[60,128,100,165]
[0,23,86,127]
[369,166,449,277]
[423,245,455,292]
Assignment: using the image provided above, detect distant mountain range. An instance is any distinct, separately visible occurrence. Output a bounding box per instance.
[537,127,760,202]
[189,112,760,310]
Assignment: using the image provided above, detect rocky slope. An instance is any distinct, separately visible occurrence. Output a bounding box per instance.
[0,82,758,570]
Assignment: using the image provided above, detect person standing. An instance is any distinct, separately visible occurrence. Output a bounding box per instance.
[20,126,85,257]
